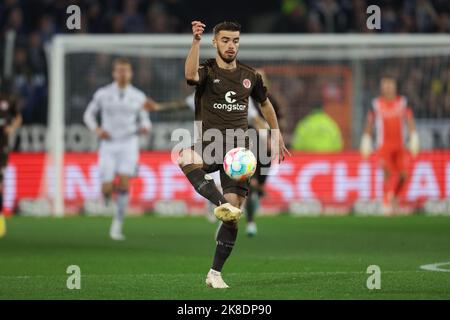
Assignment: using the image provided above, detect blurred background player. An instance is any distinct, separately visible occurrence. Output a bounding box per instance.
[360,74,419,215]
[180,20,289,288]
[83,58,159,240]
[245,69,285,237]
[0,79,22,238]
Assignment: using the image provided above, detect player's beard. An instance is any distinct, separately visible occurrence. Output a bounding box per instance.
[218,49,237,64]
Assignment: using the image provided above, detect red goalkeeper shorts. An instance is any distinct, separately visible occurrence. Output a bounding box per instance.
[378,147,408,173]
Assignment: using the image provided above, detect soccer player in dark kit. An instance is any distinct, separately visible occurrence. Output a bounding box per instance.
[0,81,22,237]
[179,21,289,288]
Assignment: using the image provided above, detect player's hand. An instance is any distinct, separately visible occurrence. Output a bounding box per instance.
[360,133,373,159]
[95,128,110,140]
[273,131,290,163]
[138,127,149,135]
[3,126,13,136]
[409,131,420,157]
[191,21,206,41]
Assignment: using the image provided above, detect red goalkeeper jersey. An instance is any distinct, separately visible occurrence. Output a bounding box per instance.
[369,95,413,151]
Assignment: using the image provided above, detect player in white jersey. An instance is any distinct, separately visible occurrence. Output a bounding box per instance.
[84,58,159,240]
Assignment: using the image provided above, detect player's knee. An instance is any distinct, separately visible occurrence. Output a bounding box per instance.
[117,183,129,193]
[178,149,202,168]
[399,172,407,181]
[102,183,113,197]
[233,197,245,208]
[177,150,189,167]
[117,179,130,192]
[250,178,259,188]
[117,186,129,193]
[224,194,243,208]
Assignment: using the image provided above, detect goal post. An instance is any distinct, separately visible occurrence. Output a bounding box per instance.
[48,34,450,216]
[48,37,65,216]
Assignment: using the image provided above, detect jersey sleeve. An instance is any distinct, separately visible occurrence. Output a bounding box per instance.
[83,89,102,131]
[186,65,208,87]
[251,72,268,104]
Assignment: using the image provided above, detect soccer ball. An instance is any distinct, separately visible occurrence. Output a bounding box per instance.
[223,147,257,181]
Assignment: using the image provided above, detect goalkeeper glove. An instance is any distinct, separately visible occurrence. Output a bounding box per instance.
[409,131,419,157]
[360,133,373,158]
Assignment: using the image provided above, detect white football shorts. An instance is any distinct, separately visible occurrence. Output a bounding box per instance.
[98,136,139,183]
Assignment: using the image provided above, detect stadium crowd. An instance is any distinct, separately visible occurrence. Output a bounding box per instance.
[0,0,449,128]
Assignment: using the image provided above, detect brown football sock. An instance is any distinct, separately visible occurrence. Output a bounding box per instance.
[212,222,238,272]
[183,166,227,207]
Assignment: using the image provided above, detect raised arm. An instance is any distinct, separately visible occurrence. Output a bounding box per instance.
[185,21,205,83]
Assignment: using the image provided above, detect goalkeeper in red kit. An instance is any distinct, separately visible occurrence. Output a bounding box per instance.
[360,74,419,215]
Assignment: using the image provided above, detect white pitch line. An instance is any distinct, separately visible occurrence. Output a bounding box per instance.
[420,262,450,273]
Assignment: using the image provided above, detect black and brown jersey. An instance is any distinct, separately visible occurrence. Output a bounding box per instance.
[188,58,268,134]
[0,92,19,148]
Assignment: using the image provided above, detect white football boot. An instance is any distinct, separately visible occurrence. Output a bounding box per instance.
[246,222,257,237]
[205,269,229,289]
[110,219,125,241]
[214,203,241,222]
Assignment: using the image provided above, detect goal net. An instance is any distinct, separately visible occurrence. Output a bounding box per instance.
[39,34,450,216]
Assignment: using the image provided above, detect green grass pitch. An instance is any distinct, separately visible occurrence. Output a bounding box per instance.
[0,215,449,299]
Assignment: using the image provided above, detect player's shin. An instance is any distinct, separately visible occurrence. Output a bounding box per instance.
[394,173,407,198]
[110,188,128,240]
[382,172,395,214]
[182,164,227,206]
[102,183,114,206]
[212,222,238,272]
[115,189,129,224]
[245,189,259,223]
[245,191,259,236]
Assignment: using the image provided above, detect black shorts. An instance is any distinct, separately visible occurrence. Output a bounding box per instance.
[252,156,271,186]
[0,151,8,181]
[189,137,250,198]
